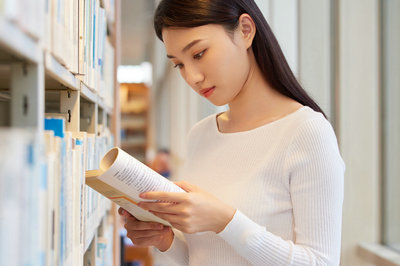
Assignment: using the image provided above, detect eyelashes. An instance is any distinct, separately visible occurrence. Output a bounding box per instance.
[193,50,205,60]
[174,63,184,69]
[173,49,207,69]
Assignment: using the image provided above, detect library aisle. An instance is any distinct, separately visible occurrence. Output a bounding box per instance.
[0,0,121,265]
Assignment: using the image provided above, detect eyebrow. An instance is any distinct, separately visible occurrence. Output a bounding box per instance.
[166,39,203,59]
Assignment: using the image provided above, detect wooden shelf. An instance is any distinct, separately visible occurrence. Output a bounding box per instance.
[121,125,146,131]
[0,18,41,64]
[120,83,149,167]
[84,209,108,253]
[80,82,98,104]
[0,65,10,89]
[80,79,113,114]
[121,117,146,130]
[0,91,10,101]
[121,141,146,149]
[98,96,113,114]
[44,52,80,90]
[0,1,120,266]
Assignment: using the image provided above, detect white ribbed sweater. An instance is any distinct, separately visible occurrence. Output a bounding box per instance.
[163,106,345,266]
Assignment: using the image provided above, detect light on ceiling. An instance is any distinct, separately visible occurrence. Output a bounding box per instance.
[117,62,152,85]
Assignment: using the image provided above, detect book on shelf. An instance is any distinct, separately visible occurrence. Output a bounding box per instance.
[0,129,48,266]
[43,116,114,265]
[85,147,185,227]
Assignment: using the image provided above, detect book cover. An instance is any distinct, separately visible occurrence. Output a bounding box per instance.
[85,147,185,227]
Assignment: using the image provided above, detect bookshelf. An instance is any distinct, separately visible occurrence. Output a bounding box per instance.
[120,83,149,163]
[0,1,121,266]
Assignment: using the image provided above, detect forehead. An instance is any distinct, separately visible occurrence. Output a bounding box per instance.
[162,24,229,52]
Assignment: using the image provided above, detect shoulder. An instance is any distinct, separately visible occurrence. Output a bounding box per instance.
[182,113,219,156]
[286,107,345,168]
[276,106,334,141]
[290,107,337,145]
[186,112,218,139]
[287,106,326,128]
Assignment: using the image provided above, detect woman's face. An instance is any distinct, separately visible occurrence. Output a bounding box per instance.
[162,24,251,106]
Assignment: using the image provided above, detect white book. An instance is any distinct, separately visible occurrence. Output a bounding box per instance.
[90,0,97,90]
[71,132,88,257]
[75,141,85,266]
[64,131,74,263]
[44,0,53,52]
[71,0,79,74]
[84,0,91,86]
[0,129,33,266]
[20,134,41,266]
[53,136,63,266]
[63,0,72,70]
[19,0,44,40]
[85,147,185,227]
[78,0,86,76]
[104,39,114,107]
[44,130,57,266]
[87,0,93,87]
[94,0,101,92]
[85,132,96,246]
[104,0,115,24]
[52,0,66,65]
[0,0,19,21]
[97,7,106,97]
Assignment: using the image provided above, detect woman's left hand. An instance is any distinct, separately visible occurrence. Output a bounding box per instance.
[138,181,236,234]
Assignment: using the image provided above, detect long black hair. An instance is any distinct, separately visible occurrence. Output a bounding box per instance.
[154,0,326,117]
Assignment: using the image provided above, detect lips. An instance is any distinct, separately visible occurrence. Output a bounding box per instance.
[199,86,215,97]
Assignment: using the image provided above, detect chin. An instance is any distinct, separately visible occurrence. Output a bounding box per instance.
[209,99,228,107]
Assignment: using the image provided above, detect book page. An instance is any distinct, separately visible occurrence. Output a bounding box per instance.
[98,147,184,202]
[110,197,171,226]
[86,175,172,226]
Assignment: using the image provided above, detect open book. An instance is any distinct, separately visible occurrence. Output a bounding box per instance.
[85,147,184,226]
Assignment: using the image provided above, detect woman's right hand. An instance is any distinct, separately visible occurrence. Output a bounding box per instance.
[118,207,174,251]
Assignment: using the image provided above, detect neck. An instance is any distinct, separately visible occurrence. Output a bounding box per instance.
[224,51,294,126]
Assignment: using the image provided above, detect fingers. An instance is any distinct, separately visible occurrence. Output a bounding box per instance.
[129,227,170,239]
[125,224,174,248]
[140,191,187,202]
[149,212,184,227]
[124,217,165,231]
[126,231,166,246]
[138,201,183,214]
[174,181,199,192]
[118,208,135,218]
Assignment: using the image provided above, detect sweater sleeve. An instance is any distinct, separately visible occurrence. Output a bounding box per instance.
[217,118,345,266]
[161,228,189,265]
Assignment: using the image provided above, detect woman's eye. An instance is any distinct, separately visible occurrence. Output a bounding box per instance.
[174,63,184,69]
[193,50,206,60]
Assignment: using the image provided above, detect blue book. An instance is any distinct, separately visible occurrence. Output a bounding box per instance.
[45,118,65,138]
[44,117,66,265]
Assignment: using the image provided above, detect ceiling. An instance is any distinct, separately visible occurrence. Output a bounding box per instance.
[120,0,156,65]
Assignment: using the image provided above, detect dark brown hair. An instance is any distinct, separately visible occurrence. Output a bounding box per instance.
[154,0,326,117]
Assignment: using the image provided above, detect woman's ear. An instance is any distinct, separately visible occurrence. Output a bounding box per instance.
[238,13,256,49]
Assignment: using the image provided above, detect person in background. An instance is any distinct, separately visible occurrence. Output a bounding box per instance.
[119,0,345,265]
[149,148,171,178]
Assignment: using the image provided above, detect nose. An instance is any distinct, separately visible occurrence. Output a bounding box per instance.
[183,65,204,87]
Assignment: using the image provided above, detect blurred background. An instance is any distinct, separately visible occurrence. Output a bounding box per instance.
[0,0,398,265]
[118,0,399,265]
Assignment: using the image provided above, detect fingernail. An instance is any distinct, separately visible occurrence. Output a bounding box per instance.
[139,193,147,199]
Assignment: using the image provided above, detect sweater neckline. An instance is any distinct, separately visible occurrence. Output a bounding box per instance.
[214,106,308,136]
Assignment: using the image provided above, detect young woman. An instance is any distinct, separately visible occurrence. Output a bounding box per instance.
[119,0,345,265]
